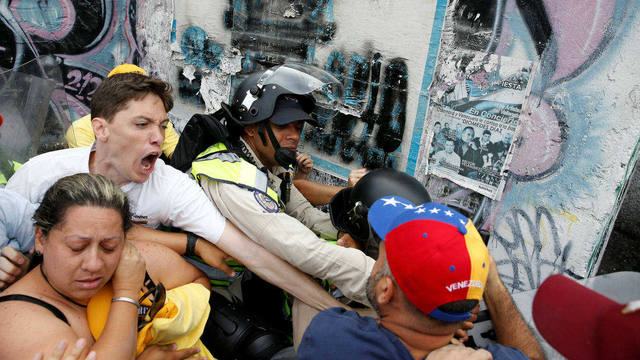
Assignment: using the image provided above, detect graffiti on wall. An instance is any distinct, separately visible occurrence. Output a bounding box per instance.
[171,0,640,289]
[419,0,640,290]
[1,0,143,120]
[172,0,438,175]
[302,52,408,169]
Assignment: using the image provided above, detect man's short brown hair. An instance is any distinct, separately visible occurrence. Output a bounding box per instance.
[90,73,173,122]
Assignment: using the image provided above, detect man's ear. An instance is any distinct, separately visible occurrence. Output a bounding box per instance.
[34,227,46,253]
[375,276,396,306]
[92,117,109,142]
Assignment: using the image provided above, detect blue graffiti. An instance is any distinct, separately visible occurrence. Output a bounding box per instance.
[301,51,406,169]
[181,26,223,70]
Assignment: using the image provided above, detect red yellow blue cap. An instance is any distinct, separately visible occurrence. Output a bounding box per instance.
[368,197,490,322]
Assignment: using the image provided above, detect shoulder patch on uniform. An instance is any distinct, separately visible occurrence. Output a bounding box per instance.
[253,191,280,213]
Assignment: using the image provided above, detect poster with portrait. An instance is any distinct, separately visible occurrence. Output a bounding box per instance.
[423,52,536,200]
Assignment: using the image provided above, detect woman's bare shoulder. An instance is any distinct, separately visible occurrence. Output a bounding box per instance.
[0,289,78,358]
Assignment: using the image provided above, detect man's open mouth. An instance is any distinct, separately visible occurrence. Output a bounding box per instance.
[141,152,160,171]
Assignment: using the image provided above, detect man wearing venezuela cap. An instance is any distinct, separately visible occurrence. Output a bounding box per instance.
[299,197,544,359]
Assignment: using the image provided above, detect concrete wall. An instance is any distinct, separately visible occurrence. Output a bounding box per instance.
[168,0,640,292]
[2,0,639,293]
[418,0,640,291]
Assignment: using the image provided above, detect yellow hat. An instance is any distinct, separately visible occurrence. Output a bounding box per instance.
[107,64,148,78]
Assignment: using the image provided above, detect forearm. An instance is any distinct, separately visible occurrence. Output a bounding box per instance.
[293,180,343,206]
[90,289,139,359]
[126,224,187,255]
[484,275,544,360]
[286,185,338,238]
[216,221,344,311]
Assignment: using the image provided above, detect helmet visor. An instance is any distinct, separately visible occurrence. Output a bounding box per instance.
[258,63,344,117]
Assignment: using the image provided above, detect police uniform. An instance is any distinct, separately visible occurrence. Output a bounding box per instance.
[192,140,374,306]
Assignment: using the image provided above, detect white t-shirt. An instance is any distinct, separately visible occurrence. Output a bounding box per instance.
[6,147,225,243]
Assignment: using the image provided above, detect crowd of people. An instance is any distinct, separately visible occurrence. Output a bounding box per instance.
[0,63,636,360]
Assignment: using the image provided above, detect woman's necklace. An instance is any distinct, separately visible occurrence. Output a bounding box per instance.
[40,265,87,308]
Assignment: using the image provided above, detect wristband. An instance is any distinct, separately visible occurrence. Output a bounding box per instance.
[185,232,198,257]
[112,296,139,308]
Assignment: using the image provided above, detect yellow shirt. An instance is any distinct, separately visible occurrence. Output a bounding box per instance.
[65,114,179,158]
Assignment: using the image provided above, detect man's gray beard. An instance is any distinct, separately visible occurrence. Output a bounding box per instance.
[366,274,382,318]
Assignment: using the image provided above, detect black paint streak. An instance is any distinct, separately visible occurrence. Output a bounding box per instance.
[514,0,553,56]
[301,52,404,169]
[230,0,334,65]
[360,52,382,140]
[224,6,234,29]
[375,59,407,154]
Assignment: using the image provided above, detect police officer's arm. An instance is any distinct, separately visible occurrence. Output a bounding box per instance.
[215,219,348,311]
[286,184,338,238]
[205,179,374,307]
[292,180,343,206]
[292,168,367,206]
[484,255,544,360]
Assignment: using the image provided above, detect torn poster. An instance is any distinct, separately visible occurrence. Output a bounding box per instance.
[423,51,537,200]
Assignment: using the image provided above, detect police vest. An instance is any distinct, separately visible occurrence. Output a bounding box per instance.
[191,143,336,294]
[0,160,22,185]
[191,143,282,211]
[191,143,289,290]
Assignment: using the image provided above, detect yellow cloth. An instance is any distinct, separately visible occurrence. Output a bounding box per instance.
[87,283,215,359]
[136,283,215,359]
[65,114,179,158]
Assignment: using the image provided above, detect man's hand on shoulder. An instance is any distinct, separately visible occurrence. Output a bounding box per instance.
[0,246,31,290]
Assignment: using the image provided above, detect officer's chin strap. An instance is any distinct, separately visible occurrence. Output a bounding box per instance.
[260,122,297,204]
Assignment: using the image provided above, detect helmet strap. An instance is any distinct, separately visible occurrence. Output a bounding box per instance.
[257,122,269,147]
